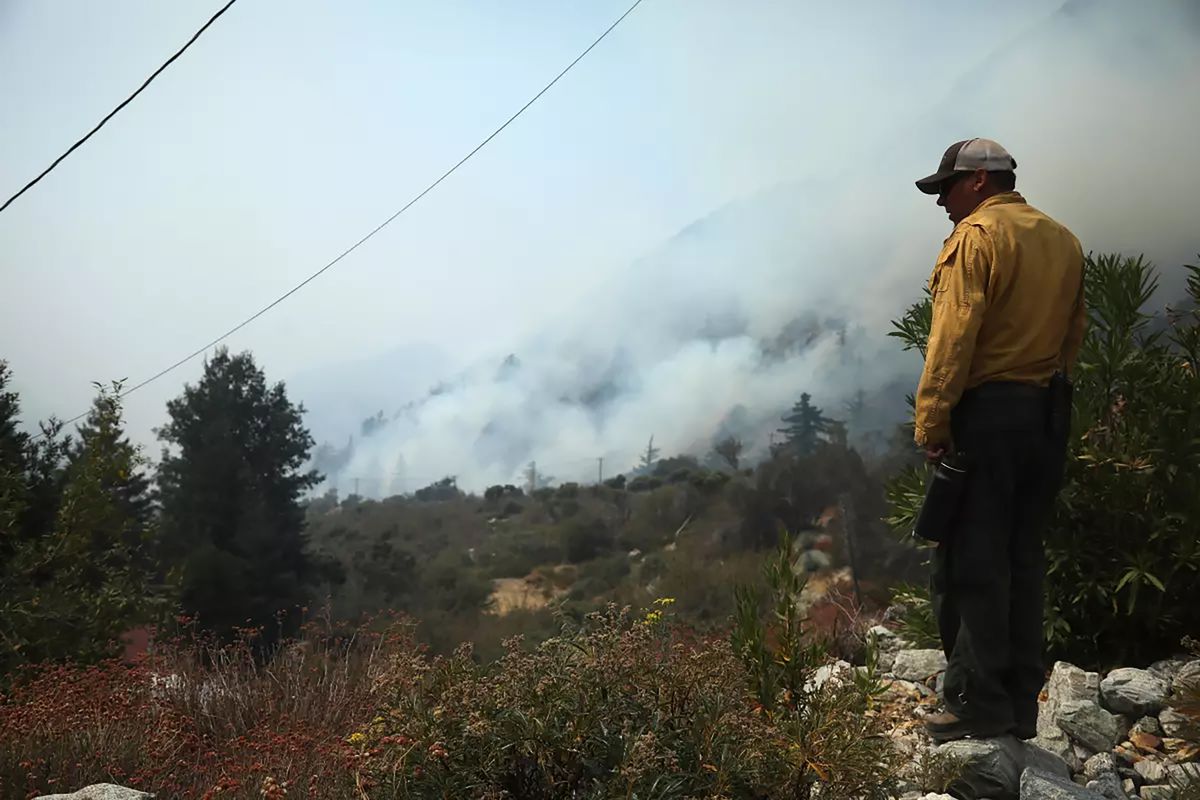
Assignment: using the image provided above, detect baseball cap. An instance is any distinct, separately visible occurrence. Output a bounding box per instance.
[915,138,1018,194]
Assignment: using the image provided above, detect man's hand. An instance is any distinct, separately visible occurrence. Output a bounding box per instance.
[925,444,949,464]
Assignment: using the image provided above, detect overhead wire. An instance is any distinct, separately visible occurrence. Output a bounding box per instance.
[0,0,239,215]
[34,0,646,437]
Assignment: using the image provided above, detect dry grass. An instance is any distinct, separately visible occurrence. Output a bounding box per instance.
[0,612,410,799]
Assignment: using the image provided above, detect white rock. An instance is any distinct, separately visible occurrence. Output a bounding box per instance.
[1166,762,1200,784]
[1130,716,1162,737]
[1133,760,1169,784]
[1021,768,1108,800]
[919,795,956,800]
[868,624,904,648]
[938,738,1022,799]
[1086,771,1131,800]
[1058,699,1123,754]
[1101,669,1169,716]
[34,785,153,800]
[807,660,852,691]
[1148,658,1189,682]
[1083,753,1119,780]
[936,738,1070,800]
[1174,659,1200,685]
[1138,787,1175,800]
[1158,707,1197,739]
[1037,662,1102,772]
[893,649,948,681]
[890,678,937,698]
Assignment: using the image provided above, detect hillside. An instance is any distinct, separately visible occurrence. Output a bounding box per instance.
[304,431,924,659]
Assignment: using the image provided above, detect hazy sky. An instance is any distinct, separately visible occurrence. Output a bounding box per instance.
[3,1,1198,492]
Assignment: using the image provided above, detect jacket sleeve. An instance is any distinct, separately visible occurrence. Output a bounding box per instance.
[913,226,992,447]
[1061,251,1087,373]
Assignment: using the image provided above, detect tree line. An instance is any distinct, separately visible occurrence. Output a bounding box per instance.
[0,349,320,674]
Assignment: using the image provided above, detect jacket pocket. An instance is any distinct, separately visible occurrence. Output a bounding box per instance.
[928,237,962,299]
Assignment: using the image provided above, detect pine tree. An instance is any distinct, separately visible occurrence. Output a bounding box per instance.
[0,361,28,474]
[68,384,155,553]
[1,381,166,671]
[156,348,320,641]
[1,362,28,535]
[0,361,71,548]
[639,435,660,470]
[713,436,744,470]
[778,393,835,456]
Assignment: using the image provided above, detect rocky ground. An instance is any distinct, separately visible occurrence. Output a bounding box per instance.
[869,625,1200,800]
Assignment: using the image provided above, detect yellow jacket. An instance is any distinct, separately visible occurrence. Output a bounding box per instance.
[913,192,1085,447]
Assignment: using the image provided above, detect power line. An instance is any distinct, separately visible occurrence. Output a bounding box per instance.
[0,0,239,216]
[35,0,645,437]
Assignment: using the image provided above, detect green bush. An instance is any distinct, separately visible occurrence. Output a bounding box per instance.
[628,475,662,492]
[886,254,1200,667]
[479,528,562,579]
[353,544,900,799]
[603,474,627,490]
[562,517,612,564]
[729,531,900,799]
[575,553,631,590]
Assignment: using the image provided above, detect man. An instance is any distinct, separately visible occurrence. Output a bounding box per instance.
[911,138,1086,743]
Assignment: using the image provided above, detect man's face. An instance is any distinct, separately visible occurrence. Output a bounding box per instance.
[936,170,984,226]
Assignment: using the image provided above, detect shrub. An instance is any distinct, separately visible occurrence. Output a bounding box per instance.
[574,552,631,591]
[627,475,662,492]
[356,591,899,798]
[603,474,627,490]
[885,254,1200,667]
[4,549,906,799]
[478,528,561,580]
[0,614,406,799]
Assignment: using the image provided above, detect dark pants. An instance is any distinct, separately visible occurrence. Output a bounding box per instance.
[932,381,1067,731]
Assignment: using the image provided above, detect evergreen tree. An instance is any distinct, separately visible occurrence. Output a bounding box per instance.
[639,435,660,470]
[713,436,744,470]
[1,380,165,672]
[777,393,834,456]
[0,361,29,538]
[0,361,71,549]
[69,386,155,547]
[0,361,28,474]
[156,348,320,640]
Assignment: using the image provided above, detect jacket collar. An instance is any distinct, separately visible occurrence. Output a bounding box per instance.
[970,191,1026,217]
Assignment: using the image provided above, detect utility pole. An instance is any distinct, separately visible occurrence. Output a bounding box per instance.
[524,461,539,494]
[597,456,604,485]
[353,477,360,497]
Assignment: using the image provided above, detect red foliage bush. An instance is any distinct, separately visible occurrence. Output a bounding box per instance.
[0,613,410,799]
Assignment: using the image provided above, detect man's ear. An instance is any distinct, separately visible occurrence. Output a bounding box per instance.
[970,169,988,192]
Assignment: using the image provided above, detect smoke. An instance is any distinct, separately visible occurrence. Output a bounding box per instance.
[310,0,1200,496]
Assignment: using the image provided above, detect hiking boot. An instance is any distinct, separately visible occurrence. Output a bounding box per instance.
[924,711,1014,743]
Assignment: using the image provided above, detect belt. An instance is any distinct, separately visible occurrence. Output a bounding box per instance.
[953,381,1049,432]
[960,380,1049,403]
